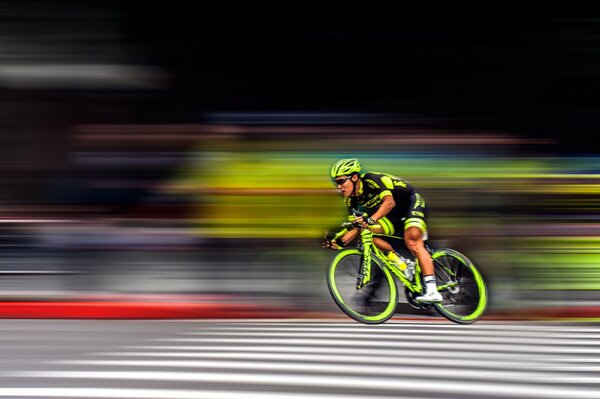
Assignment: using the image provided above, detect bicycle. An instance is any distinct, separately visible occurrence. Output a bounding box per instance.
[325,210,488,324]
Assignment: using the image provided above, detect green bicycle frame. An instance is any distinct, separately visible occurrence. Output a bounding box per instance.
[355,224,423,294]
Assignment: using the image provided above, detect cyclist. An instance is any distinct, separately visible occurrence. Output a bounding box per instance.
[323,158,442,303]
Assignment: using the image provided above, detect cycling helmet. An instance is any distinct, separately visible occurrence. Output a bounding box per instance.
[330,158,361,178]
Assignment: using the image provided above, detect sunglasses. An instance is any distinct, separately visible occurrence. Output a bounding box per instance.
[334,176,351,186]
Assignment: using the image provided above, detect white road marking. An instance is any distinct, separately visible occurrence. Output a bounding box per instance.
[53,358,598,379]
[180,330,600,345]
[86,351,554,370]
[170,321,600,332]
[0,388,427,399]
[6,370,600,399]
[152,337,600,353]
[128,343,596,358]
[188,326,600,339]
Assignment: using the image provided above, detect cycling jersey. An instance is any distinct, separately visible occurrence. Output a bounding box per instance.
[345,172,428,237]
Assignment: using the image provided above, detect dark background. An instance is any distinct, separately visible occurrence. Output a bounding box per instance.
[110,1,599,154]
[1,1,599,154]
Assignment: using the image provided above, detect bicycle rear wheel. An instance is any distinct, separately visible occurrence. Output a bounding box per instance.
[431,248,488,324]
[327,249,397,324]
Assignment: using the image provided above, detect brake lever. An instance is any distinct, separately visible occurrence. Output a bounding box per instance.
[351,208,374,226]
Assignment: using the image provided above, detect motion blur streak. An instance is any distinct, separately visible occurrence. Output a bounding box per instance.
[0,2,597,321]
[0,115,596,317]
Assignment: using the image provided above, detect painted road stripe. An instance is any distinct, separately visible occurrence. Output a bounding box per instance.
[188,326,600,339]
[178,321,600,332]
[179,331,600,345]
[7,371,600,398]
[130,342,598,356]
[156,336,600,351]
[53,359,595,378]
[119,345,565,362]
[0,388,426,399]
[88,351,555,370]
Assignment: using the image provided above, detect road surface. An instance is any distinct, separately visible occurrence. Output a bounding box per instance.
[0,319,599,398]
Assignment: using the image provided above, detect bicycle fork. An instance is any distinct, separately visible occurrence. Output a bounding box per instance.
[356,229,374,289]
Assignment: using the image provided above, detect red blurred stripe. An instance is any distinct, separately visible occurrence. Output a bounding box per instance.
[0,302,294,319]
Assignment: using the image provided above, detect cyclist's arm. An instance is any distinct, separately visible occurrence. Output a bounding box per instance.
[324,226,358,250]
[369,194,395,222]
[359,173,396,223]
[339,228,359,247]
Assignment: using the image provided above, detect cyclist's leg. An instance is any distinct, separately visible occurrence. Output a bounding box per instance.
[405,193,441,302]
[404,192,431,271]
[405,226,432,274]
[370,216,394,253]
[373,215,417,278]
[373,237,394,253]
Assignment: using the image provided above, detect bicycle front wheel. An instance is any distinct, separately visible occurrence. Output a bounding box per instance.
[431,248,488,324]
[327,249,398,324]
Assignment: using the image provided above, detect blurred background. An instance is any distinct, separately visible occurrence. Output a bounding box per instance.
[0,1,598,315]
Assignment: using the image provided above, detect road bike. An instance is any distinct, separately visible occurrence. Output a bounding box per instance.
[325,211,488,324]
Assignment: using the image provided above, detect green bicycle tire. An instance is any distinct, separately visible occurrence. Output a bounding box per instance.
[431,248,488,324]
[327,249,398,324]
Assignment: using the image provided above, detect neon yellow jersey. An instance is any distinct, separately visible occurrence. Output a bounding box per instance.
[345,172,415,214]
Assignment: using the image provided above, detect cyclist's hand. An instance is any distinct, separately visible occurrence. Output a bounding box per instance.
[354,215,366,227]
[322,239,339,250]
[354,215,375,228]
[322,239,342,250]
[322,232,342,250]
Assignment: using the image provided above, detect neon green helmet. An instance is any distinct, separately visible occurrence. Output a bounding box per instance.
[330,158,361,178]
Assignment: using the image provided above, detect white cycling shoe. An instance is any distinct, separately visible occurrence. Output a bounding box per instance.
[416,290,443,303]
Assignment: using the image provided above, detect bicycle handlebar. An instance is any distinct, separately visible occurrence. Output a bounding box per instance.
[341,222,358,230]
[339,209,375,230]
[352,208,376,225]
[351,208,367,218]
